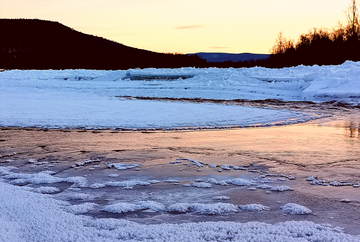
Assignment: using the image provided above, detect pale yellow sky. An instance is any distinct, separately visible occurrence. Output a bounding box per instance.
[0,0,351,54]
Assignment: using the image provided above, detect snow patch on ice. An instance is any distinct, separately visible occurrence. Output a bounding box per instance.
[167,203,239,215]
[281,203,312,215]
[226,178,254,186]
[64,203,97,214]
[108,163,140,170]
[102,202,140,213]
[271,186,294,192]
[239,204,270,212]
[192,182,212,188]
[31,186,60,194]
[212,196,230,200]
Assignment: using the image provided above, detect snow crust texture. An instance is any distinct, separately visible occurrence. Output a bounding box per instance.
[1,180,359,242]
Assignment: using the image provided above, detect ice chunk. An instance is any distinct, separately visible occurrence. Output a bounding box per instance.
[64,203,97,214]
[239,204,270,212]
[281,203,312,215]
[88,183,105,189]
[136,201,165,212]
[32,186,60,194]
[72,159,100,167]
[108,163,140,170]
[256,184,272,189]
[191,182,212,188]
[271,186,294,192]
[102,202,140,213]
[190,203,239,215]
[67,193,92,200]
[212,196,230,200]
[167,203,191,213]
[226,178,253,186]
[220,165,232,170]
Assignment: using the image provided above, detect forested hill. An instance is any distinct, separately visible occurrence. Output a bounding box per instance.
[0,19,205,69]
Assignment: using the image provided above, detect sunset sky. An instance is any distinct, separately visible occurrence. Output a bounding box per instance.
[0,0,351,54]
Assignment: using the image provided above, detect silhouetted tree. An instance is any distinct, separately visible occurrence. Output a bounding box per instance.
[270,32,293,55]
[346,0,360,38]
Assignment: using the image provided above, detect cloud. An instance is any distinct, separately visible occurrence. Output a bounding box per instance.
[174,25,204,30]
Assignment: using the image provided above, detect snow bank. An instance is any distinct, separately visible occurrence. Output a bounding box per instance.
[302,61,360,104]
[2,62,359,130]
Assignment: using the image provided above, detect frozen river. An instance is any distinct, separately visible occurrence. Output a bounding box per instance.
[0,62,360,241]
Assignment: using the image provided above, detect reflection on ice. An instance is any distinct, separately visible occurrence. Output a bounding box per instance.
[344,121,360,138]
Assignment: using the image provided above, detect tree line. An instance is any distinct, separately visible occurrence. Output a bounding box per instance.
[267,0,360,67]
[206,0,360,68]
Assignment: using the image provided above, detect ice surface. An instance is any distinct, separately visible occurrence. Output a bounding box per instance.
[2,62,359,130]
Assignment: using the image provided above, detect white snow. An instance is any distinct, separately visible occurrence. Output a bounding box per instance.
[64,202,98,214]
[102,202,140,213]
[271,186,294,192]
[2,62,359,130]
[212,196,230,200]
[66,193,93,200]
[30,186,60,194]
[226,178,254,186]
[102,201,166,213]
[108,163,140,170]
[167,202,239,215]
[256,184,272,189]
[1,180,359,241]
[105,180,151,188]
[281,203,312,215]
[192,182,213,188]
[239,204,270,212]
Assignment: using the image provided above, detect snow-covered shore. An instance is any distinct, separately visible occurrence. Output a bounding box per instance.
[1,61,359,130]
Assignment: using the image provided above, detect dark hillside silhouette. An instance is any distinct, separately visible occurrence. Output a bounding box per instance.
[0,19,206,69]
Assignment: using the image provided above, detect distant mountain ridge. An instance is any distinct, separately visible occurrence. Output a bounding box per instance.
[0,19,205,69]
[190,52,270,63]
